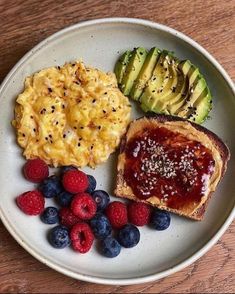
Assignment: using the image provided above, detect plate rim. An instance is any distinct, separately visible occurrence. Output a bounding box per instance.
[0,17,234,286]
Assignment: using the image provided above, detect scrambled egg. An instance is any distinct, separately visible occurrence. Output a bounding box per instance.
[12,61,131,168]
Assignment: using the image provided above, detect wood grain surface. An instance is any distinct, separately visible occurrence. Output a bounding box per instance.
[0,0,234,293]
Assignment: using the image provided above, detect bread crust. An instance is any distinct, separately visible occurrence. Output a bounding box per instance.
[115,114,230,221]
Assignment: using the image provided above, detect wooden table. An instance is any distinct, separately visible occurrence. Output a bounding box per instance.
[0,0,234,293]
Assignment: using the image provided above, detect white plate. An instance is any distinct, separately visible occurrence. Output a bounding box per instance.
[0,18,234,285]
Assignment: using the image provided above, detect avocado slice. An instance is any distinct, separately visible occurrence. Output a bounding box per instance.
[191,86,212,124]
[177,77,212,123]
[168,61,199,113]
[120,47,148,96]
[130,47,160,101]
[140,51,172,112]
[114,50,131,85]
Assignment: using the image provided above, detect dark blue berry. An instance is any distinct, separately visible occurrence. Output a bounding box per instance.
[101,236,121,258]
[86,175,97,194]
[151,209,171,230]
[39,175,63,198]
[41,207,59,224]
[48,225,70,248]
[61,165,77,174]
[91,190,110,211]
[90,213,111,239]
[118,224,140,248]
[57,191,73,207]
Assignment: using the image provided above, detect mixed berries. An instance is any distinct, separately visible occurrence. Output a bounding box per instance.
[16,159,172,258]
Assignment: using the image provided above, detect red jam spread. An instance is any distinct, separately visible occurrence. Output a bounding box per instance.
[123,126,215,210]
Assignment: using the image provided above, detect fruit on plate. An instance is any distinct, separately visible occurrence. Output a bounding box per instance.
[118,224,140,248]
[15,160,172,258]
[23,158,49,183]
[114,114,230,220]
[118,47,148,96]
[40,206,59,224]
[114,47,212,124]
[101,236,121,258]
[12,61,131,168]
[70,222,94,253]
[16,190,45,215]
[105,201,128,229]
[48,225,71,249]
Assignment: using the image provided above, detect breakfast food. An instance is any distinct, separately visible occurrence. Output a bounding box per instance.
[16,190,45,215]
[16,159,172,257]
[23,158,49,183]
[114,114,230,220]
[115,47,212,124]
[12,61,131,168]
[70,222,94,253]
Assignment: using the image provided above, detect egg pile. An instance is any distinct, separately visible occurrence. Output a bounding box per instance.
[12,61,131,167]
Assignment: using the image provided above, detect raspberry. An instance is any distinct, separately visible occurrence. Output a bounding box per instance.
[16,190,45,215]
[62,170,88,194]
[70,222,94,253]
[128,202,151,226]
[23,159,49,183]
[71,193,96,220]
[105,201,128,229]
[59,207,81,228]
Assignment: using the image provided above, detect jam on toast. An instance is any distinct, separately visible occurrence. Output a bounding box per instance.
[115,114,230,220]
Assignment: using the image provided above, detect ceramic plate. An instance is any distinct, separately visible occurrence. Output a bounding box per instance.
[0,18,234,285]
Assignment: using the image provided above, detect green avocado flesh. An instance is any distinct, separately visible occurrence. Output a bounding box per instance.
[120,47,147,96]
[114,50,131,84]
[114,48,212,124]
[130,47,160,101]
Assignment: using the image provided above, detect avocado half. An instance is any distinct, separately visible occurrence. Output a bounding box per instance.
[114,47,212,124]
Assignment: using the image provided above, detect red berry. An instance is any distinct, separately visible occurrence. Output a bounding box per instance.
[62,170,88,194]
[105,201,128,229]
[71,193,96,220]
[23,159,49,183]
[16,190,45,215]
[128,202,151,226]
[70,222,94,253]
[59,207,81,228]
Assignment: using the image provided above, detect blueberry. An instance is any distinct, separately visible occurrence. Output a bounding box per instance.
[39,175,63,198]
[101,236,121,258]
[41,207,59,224]
[57,191,73,207]
[86,175,97,194]
[151,209,171,230]
[91,190,110,211]
[118,224,140,248]
[48,225,70,248]
[61,165,77,174]
[90,213,112,239]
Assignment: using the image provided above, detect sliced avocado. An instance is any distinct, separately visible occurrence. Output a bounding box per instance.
[140,51,172,112]
[114,50,131,85]
[120,47,148,96]
[130,47,160,101]
[168,61,199,113]
[150,57,180,113]
[191,86,212,123]
[177,77,211,123]
[139,56,212,124]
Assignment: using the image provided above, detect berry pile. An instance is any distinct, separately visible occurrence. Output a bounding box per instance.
[16,158,171,258]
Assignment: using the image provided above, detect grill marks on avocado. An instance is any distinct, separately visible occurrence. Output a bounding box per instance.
[114,47,212,124]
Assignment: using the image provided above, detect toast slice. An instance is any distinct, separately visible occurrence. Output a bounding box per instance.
[114,114,230,220]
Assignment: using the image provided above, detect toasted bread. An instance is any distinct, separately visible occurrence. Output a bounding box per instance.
[114,114,230,220]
